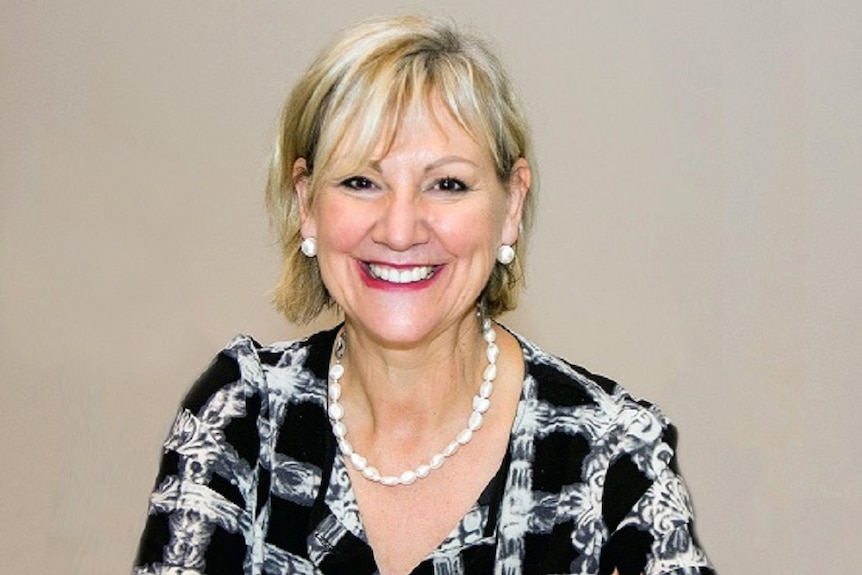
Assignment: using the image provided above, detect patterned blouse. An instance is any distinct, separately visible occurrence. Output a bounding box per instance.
[134,325,715,575]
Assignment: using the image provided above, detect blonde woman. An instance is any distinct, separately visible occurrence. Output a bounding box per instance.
[134,15,714,575]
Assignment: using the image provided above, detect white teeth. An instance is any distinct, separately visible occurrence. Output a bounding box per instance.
[368,264,434,284]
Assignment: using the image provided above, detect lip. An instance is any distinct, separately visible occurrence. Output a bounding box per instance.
[359,260,442,290]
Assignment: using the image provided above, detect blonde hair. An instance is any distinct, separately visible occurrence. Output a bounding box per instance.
[266,15,536,324]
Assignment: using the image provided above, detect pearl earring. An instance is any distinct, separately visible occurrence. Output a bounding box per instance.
[496,244,515,265]
[300,237,317,257]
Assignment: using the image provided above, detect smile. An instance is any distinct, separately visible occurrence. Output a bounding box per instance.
[366,263,437,284]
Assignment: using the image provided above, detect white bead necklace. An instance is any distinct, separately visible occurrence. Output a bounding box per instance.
[327,319,499,487]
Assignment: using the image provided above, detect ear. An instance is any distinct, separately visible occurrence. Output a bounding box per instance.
[501,157,531,245]
[293,158,317,238]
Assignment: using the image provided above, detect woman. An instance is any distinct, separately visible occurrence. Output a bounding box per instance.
[134,15,714,575]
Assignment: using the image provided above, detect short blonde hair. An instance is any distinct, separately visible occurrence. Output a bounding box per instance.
[266,15,536,324]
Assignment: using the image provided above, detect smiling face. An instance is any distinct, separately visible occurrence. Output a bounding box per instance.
[296,100,530,347]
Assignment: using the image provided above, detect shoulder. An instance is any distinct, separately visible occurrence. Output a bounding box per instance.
[512,329,654,413]
[179,335,261,415]
[159,328,339,471]
[135,328,342,571]
[180,327,340,416]
[510,328,679,472]
[504,329,713,572]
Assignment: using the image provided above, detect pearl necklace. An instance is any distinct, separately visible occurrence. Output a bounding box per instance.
[327,319,499,486]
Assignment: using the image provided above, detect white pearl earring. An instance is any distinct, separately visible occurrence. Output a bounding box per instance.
[496,244,515,265]
[300,237,317,257]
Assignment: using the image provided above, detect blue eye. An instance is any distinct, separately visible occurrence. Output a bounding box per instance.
[433,177,469,193]
[340,176,376,190]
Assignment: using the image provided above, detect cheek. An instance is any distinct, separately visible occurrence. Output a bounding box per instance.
[316,200,368,251]
[434,207,500,256]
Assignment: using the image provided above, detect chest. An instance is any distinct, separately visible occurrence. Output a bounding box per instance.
[346,427,510,575]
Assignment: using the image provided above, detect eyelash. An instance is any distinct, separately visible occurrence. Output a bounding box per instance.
[339,176,376,191]
[432,177,469,193]
[337,176,470,193]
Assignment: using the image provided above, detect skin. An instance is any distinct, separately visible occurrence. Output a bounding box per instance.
[293,100,533,574]
[296,103,528,352]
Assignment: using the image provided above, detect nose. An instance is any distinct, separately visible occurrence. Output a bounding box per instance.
[373,191,429,251]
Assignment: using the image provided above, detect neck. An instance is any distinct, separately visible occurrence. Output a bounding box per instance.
[327,315,503,486]
[338,315,487,431]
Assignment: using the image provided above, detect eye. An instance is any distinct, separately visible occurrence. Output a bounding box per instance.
[339,176,377,191]
[432,177,469,193]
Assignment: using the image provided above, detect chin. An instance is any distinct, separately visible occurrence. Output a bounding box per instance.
[364,319,432,348]
[344,305,439,347]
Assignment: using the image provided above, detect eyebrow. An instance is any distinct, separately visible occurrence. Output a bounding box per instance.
[424,156,480,172]
[366,155,480,173]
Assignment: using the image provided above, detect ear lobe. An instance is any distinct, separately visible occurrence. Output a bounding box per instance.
[503,158,531,244]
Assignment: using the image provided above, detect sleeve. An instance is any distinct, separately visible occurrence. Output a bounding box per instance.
[133,339,266,575]
[598,404,716,575]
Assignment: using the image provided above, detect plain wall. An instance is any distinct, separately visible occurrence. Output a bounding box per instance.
[2,1,860,573]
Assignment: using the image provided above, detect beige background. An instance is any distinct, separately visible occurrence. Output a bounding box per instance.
[2,1,860,573]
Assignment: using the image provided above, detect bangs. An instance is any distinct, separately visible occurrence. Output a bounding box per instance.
[310,48,498,188]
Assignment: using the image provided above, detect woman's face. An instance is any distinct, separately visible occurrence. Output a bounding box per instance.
[296,101,530,347]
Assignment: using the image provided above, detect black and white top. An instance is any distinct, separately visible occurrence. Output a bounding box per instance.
[134,326,715,575]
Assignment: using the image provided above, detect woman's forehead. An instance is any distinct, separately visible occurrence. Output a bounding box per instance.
[331,96,486,168]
